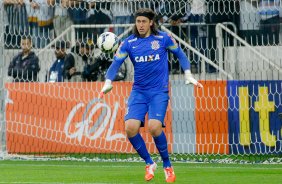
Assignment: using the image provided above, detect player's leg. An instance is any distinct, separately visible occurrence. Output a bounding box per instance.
[125,119,156,181]
[125,119,154,165]
[148,120,175,183]
[148,119,171,167]
[124,90,156,181]
[148,91,176,183]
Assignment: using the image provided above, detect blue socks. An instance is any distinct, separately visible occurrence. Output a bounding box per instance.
[128,133,154,165]
[153,131,171,168]
[128,131,171,168]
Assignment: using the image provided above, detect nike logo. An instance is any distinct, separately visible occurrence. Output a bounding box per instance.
[156,114,162,117]
[132,46,138,49]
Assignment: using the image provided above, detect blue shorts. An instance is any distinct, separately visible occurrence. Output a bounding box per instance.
[124,90,169,127]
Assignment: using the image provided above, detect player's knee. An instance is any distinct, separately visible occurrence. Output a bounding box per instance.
[125,120,140,137]
[148,123,162,137]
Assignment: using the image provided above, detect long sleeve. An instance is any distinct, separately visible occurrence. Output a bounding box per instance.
[105,41,128,81]
[165,34,190,71]
[8,55,19,78]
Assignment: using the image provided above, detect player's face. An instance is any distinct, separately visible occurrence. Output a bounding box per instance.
[135,16,153,37]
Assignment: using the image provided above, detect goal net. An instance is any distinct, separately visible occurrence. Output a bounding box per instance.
[1,0,281,163]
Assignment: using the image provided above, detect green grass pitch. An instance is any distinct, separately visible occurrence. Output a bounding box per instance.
[0,160,281,183]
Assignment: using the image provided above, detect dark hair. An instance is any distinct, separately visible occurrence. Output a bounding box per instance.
[133,8,159,36]
[52,41,67,49]
[21,35,32,41]
[80,39,94,50]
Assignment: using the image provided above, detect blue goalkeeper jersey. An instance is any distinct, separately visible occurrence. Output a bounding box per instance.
[105,31,190,91]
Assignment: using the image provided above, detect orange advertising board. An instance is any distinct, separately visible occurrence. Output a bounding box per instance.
[194,81,229,154]
[5,82,173,154]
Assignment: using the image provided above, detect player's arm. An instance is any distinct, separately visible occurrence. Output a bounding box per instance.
[166,34,203,88]
[100,42,128,97]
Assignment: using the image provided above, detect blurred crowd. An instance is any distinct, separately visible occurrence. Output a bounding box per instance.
[4,0,282,82]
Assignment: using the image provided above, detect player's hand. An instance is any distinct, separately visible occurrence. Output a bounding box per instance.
[185,70,203,88]
[99,79,113,98]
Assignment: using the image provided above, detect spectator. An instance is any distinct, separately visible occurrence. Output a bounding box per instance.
[258,0,280,45]
[79,40,101,81]
[67,39,98,82]
[206,0,240,27]
[24,0,55,48]
[8,36,40,82]
[111,0,134,36]
[154,1,187,74]
[66,0,89,40]
[206,0,240,67]
[239,0,261,45]
[94,52,127,82]
[48,41,75,82]
[69,39,126,82]
[155,1,187,35]
[4,0,29,49]
[173,0,208,73]
[86,1,113,41]
[49,0,74,38]
[67,0,100,41]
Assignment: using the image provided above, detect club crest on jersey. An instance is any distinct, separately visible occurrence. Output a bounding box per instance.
[151,40,160,50]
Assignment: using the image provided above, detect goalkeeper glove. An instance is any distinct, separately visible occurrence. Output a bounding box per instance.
[185,70,203,88]
[99,79,113,98]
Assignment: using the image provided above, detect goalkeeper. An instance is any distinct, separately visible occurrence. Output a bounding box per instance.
[100,8,202,183]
